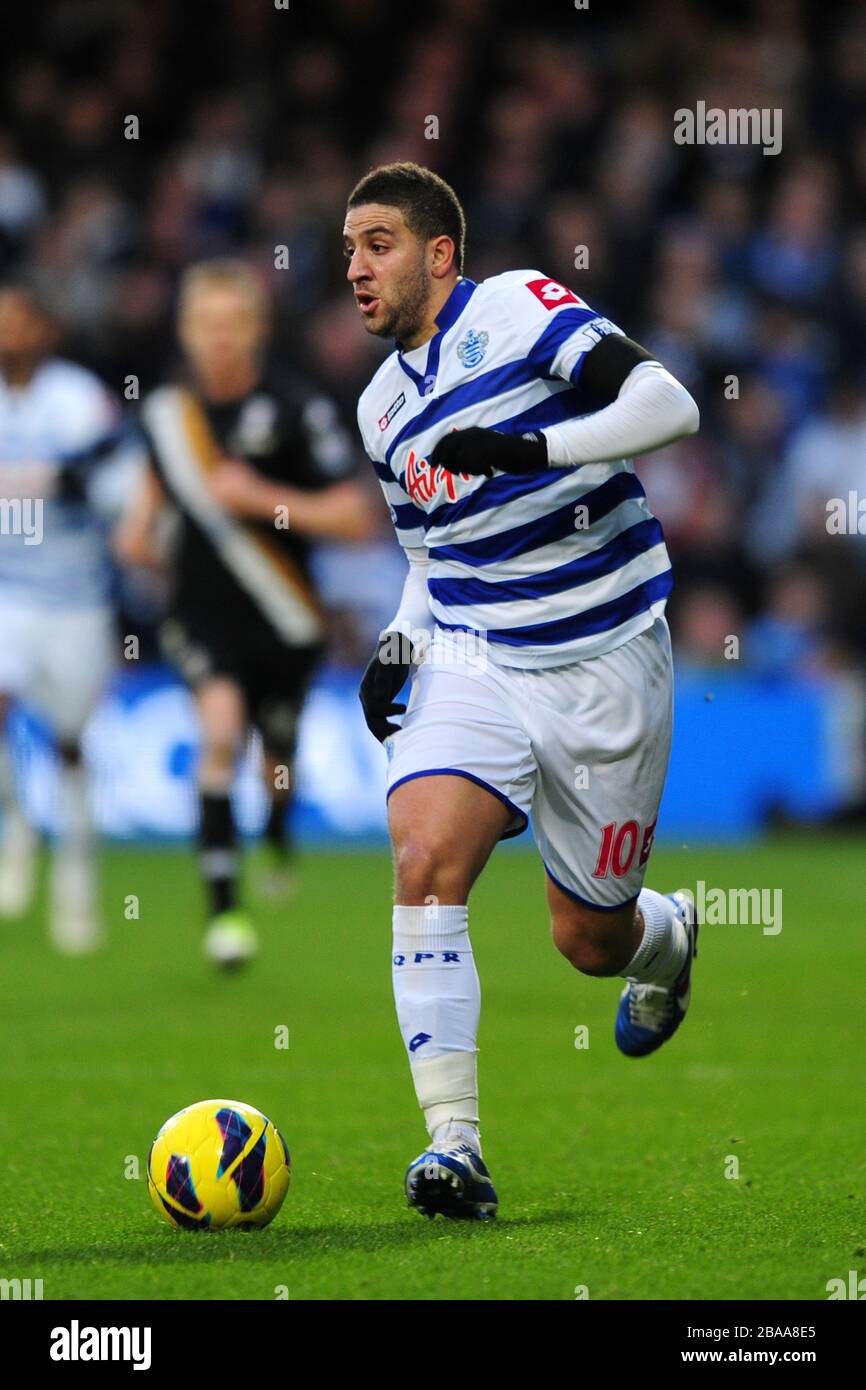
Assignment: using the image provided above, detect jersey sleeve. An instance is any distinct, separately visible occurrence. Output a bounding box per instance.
[357,392,427,551]
[58,371,125,458]
[502,270,626,390]
[85,427,149,522]
[56,372,148,520]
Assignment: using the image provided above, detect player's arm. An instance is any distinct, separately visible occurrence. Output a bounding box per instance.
[207,459,376,542]
[536,337,700,468]
[432,338,698,476]
[47,377,148,513]
[355,393,434,740]
[359,545,432,741]
[113,457,169,568]
[432,277,699,476]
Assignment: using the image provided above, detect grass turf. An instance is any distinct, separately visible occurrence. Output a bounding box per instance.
[0,835,863,1300]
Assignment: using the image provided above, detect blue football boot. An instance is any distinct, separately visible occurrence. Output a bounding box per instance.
[405,1130,498,1221]
[615,890,698,1057]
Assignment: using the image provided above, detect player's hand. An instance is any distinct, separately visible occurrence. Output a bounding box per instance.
[430,426,548,478]
[359,630,414,742]
[208,457,270,517]
[112,515,163,568]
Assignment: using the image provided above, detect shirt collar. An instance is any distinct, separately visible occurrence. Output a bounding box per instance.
[396,276,478,391]
[395,277,477,354]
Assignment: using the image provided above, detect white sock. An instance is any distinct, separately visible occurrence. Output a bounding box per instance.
[623,889,688,987]
[0,739,15,808]
[52,763,96,894]
[0,740,31,845]
[392,903,481,1146]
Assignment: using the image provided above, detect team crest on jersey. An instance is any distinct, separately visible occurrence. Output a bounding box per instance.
[456,329,489,370]
[232,395,279,455]
[378,391,406,431]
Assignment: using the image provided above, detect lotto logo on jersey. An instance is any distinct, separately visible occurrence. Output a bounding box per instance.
[525,277,584,309]
[378,391,406,432]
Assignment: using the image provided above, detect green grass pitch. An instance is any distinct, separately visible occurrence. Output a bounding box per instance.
[1,835,863,1301]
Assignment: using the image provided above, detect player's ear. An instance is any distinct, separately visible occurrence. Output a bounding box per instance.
[428,235,457,280]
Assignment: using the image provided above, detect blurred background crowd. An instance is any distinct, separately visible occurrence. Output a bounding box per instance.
[1,0,864,678]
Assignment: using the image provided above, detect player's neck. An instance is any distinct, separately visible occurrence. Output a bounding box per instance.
[400,273,462,351]
[194,360,261,404]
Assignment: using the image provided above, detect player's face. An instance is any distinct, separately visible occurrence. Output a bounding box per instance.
[179,285,267,379]
[343,204,432,343]
[0,291,55,374]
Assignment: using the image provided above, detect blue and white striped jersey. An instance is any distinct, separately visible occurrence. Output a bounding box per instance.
[357,269,673,669]
[0,359,141,608]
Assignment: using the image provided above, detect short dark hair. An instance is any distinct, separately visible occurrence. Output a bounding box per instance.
[347,162,466,273]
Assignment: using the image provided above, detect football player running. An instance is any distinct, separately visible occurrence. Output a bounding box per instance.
[0,284,142,952]
[118,261,375,968]
[346,163,701,1220]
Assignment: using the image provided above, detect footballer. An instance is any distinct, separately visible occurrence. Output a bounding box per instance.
[0,283,141,952]
[345,163,701,1219]
[118,260,375,967]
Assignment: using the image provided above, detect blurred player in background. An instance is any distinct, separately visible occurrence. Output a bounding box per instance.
[0,284,141,953]
[347,164,701,1219]
[118,260,374,967]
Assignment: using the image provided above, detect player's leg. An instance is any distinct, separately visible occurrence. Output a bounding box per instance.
[40,605,115,954]
[547,873,691,982]
[0,689,39,917]
[384,643,535,1219]
[251,645,321,899]
[49,736,103,954]
[547,874,697,1056]
[389,772,510,1220]
[0,600,40,916]
[195,675,257,966]
[262,746,294,866]
[530,616,698,1055]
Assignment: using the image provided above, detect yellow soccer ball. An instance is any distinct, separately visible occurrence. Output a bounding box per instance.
[147,1099,291,1231]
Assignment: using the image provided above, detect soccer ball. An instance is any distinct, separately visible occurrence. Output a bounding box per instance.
[147,1099,291,1231]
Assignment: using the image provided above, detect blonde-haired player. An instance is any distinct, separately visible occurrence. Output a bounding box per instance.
[119,260,375,965]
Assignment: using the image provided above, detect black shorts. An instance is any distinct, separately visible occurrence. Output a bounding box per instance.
[159,615,323,758]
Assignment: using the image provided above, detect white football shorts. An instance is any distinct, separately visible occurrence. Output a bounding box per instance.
[0,597,115,742]
[385,617,674,910]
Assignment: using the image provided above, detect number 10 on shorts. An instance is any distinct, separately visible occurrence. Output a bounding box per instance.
[592,818,657,879]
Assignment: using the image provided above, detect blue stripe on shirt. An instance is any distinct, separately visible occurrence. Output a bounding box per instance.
[427,517,664,606]
[424,465,573,530]
[491,385,591,434]
[384,357,539,466]
[525,306,599,378]
[427,472,647,566]
[392,501,426,533]
[435,569,673,647]
[368,456,393,482]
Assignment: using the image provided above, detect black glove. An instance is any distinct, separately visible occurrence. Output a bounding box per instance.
[55,463,88,503]
[430,425,548,478]
[359,630,414,742]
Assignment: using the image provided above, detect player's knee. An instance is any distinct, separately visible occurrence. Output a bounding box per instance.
[392,834,469,905]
